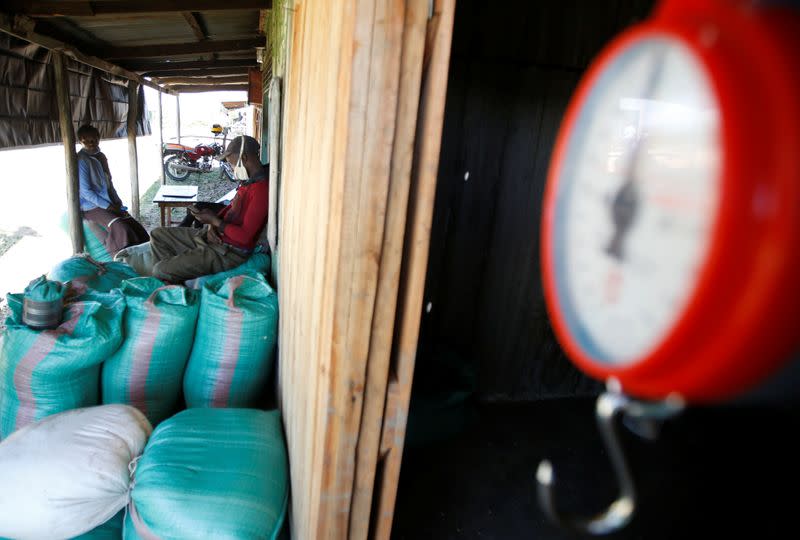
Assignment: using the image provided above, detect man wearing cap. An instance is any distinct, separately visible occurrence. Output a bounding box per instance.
[148,135,269,283]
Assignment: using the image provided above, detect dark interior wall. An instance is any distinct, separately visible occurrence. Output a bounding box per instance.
[419,0,655,401]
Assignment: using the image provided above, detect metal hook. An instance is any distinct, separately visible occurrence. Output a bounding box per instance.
[536,379,684,535]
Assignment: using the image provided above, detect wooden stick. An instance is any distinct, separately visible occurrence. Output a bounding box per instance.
[127,80,140,219]
[176,94,181,144]
[135,60,258,74]
[168,83,250,93]
[158,90,165,185]
[267,76,281,258]
[107,38,265,59]
[181,12,208,41]
[155,75,248,85]
[141,68,251,79]
[53,51,84,254]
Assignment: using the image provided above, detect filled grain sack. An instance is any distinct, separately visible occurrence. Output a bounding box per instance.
[183,273,278,408]
[0,290,125,438]
[50,254,138,293]
[73,511,124,540]
[0,405,152,539]
[183,251,271,290]
[60,213,115,263]
[124,408,288,540]
[114,241,155,277]
[102,277,200,425]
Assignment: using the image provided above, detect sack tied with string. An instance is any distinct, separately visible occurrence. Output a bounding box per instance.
[183,272,278,408]
[102,277,200,425]
[0,289,125,438]
[0,405,152,539]
[124,408,287,540]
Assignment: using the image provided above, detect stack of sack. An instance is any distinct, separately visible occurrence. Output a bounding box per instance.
[0,283,124,438]
[0,405,151,539]
[0,405,288,539]
[0,253,287,538]
[184,271,278,408]
[102,277,199,425]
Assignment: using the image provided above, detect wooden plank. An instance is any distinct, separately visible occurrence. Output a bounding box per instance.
[181,11,208,41]
[0,13,175,95]
[347,0,428,538]
[107,38,265,59]
[143,68,250,79]
[155,75,248,85]
[127,80,140,219]
[372,0,456,537]
[276,0,418,537]
[316,0,405,535]
[158,90,165,185]
[19,1,272,17]
[134,59,258,74]
[267,76,281,257]
[168,83,249,92]
[53,51,84,254]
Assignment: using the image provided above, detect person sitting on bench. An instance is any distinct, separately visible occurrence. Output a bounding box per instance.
[149,135,269,283]
[77,124,149,255]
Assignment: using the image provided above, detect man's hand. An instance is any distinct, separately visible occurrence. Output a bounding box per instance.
[191,208,222,227]
[206,226,223,245]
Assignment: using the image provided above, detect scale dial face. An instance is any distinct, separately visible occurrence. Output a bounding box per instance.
[551,37,722,367]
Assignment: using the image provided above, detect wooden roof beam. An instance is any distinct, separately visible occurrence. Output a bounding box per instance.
[182,11,208,41]
[15,1,272,17]
[127,59,257,73]
[107,38,265,59]
[168,83,249,93]
[0,13,175,95]
[142,67,250,78]
[156,75,248,85]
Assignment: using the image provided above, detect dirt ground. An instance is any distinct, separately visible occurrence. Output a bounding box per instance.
[140,166,238,231]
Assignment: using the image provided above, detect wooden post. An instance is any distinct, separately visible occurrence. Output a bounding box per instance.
[53,51,84,254]
[127,80,140,219]
[158,90,165,185]
[176,93,182,144]
[267,77,281,259]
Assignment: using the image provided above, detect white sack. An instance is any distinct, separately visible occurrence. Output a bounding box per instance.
[0,404,152,539]
[114,242,154,277]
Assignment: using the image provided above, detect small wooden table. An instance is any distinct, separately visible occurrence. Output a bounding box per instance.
[153,185,199,227]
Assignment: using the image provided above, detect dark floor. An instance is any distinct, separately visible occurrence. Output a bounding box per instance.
[392,396,800,539]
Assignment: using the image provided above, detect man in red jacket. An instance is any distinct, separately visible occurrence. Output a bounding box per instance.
[149,135,268,283]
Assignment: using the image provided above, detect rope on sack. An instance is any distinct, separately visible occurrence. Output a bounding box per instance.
[124,455,163,540]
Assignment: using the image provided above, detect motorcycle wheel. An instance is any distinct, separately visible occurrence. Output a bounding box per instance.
[164,155,192,182]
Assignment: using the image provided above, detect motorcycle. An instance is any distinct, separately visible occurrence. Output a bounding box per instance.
[162,124,234,182]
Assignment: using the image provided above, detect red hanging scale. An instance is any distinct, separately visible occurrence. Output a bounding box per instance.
[542,0,800,403]
[538,0,800,533]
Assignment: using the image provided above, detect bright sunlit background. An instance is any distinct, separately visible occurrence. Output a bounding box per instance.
[0,89,249,299]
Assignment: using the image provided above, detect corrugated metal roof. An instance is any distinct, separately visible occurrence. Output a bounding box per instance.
[0,2,269,93]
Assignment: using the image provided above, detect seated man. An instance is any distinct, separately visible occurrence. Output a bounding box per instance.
[77,124,149,255]
[149,135,269,283]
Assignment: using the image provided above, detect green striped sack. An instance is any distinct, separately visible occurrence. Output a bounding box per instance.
[49,256,138,294]
[0,290,125,438]
[102,278,200,425]
[183,272,278,408]
[124,408,288,540]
